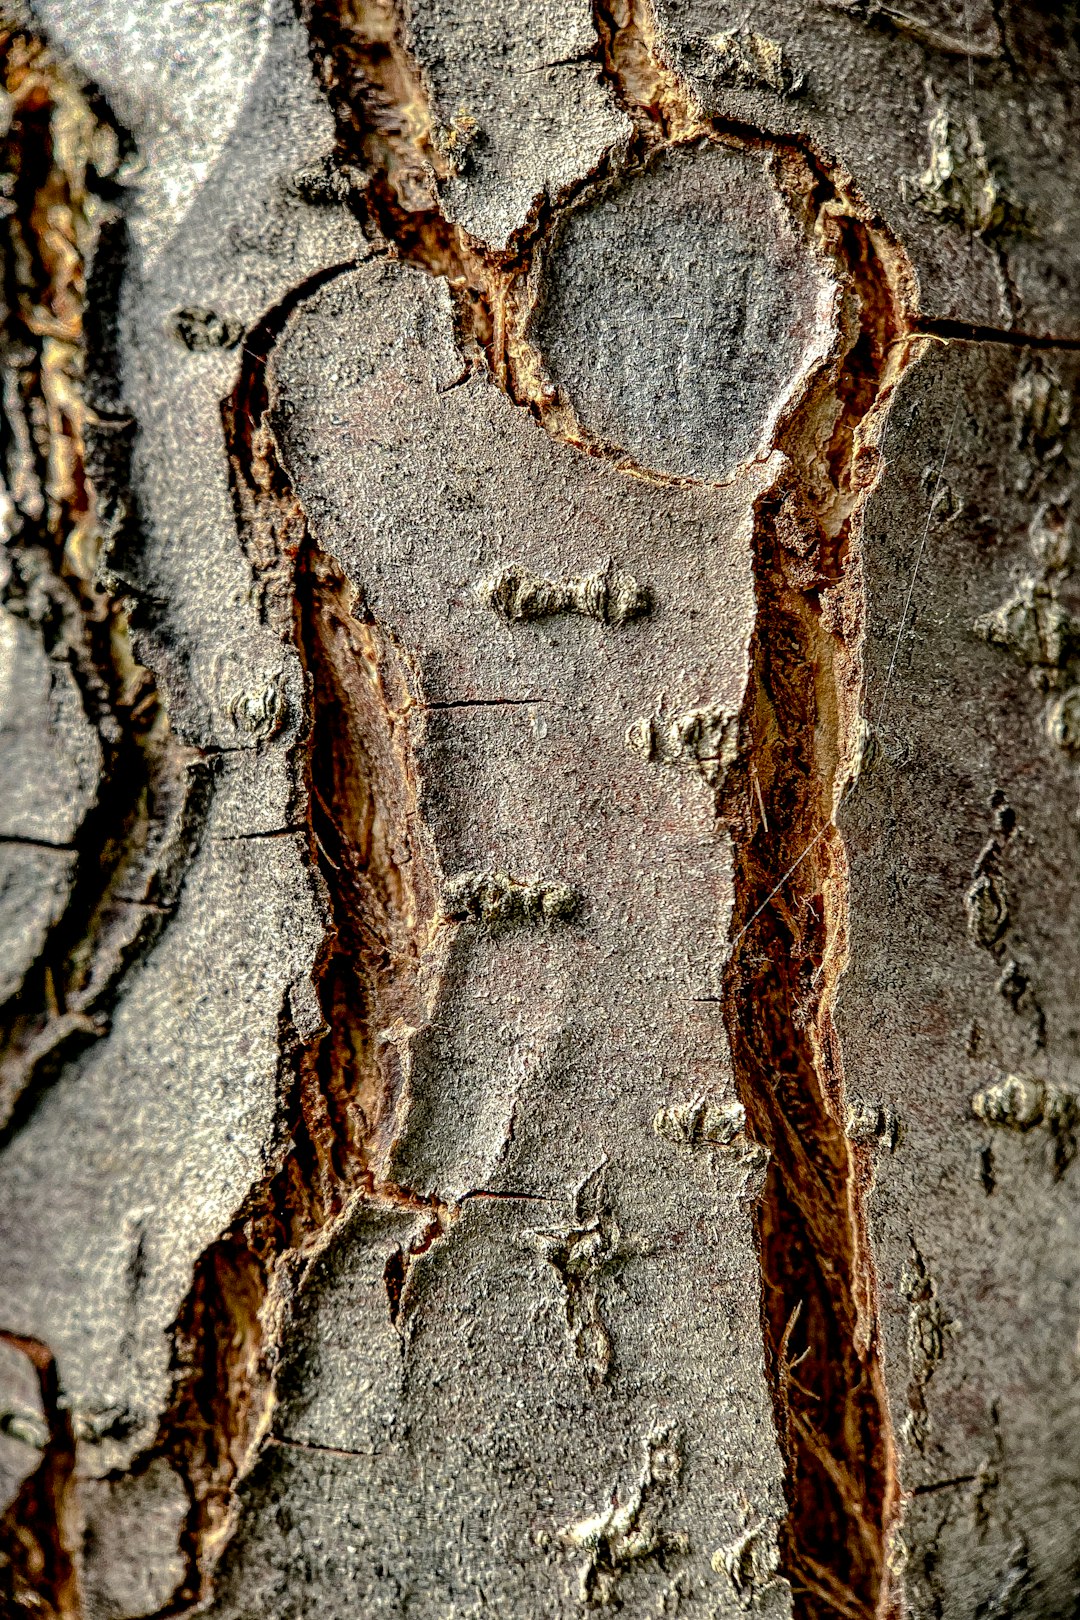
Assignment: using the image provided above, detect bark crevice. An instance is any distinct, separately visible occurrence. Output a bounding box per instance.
[0,37,207,1613]
[137,279,455,1610]
[0,1333,79,1619]
[0,27,203,1164]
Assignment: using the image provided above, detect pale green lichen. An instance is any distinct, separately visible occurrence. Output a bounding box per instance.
[443,870,578,926]
[972,1072,1078,1177]
[1029,498,1073,573]
[900,1245,955,1454]
[626,702,738,789]
[1046,686,1080,753]
[907,87,1024,237]
[973,578,1079,676]
[976,500,1080,764]
[972,1072,1077,1133]
[225,676,286,739]
[477,558,649,625]
[711,1519,784,1610]
[844,1098,899,1152]
[0,1407,48,1450]
[558,1425,687,1606]
[653,1095,745,1147]
[172,305,245,350]
[685,29,803,97]
[1013,361,1072,466]
[964,869,1009,950]
[431,106,480,175]
[522,1203,622,1389]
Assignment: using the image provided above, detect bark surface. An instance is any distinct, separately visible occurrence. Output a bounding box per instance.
[1,1,1079,1617]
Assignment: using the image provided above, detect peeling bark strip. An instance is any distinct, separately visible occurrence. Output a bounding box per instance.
[139,272,454,1604]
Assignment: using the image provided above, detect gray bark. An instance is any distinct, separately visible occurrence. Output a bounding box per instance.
[0,1,1078,1617]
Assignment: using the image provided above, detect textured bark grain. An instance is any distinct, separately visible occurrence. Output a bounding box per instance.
[2,1,1080,1618]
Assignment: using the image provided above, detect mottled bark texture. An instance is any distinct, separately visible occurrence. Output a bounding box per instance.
[0,0,1079,1616]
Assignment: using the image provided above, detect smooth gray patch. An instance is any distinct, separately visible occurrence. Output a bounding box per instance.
[533,142,835,481]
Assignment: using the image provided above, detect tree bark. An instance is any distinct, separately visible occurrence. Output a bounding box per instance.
[1,1,1079,1616]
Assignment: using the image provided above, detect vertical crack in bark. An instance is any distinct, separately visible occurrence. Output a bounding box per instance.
[719,215,912,1620]
[0,31,206,1614]
[137,271,450,1611]
[301,0,495,358]
[0,26,206,1141]
[295,543,445,1206]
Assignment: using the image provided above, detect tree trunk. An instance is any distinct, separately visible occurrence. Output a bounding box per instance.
[1,0,1079,1616]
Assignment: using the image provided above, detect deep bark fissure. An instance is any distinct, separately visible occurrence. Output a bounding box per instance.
[0,33,205,1613]
[915,315,1080,351]
[301,0,496,358]
[720,259,910,1620]
[135,261,453,1610]
[0,34,139,1128]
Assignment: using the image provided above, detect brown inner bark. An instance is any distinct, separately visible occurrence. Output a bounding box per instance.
[141,275,451,1606]
[720,196,913,1620]
[0,34,184,1615]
